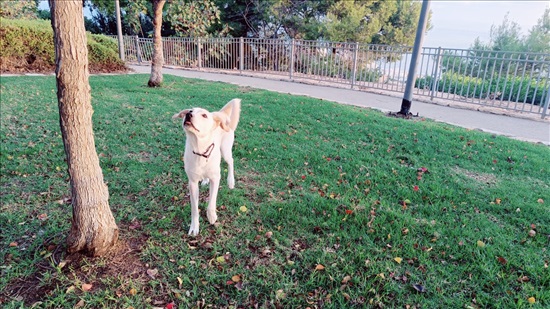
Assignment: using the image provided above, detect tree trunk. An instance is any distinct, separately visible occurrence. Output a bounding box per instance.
[49,0,119,257]
[148,0,166,87]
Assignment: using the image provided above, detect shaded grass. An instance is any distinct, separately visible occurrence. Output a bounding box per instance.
[1,74,549,308]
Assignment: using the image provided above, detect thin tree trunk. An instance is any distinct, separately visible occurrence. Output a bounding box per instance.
[49,0,118,257]
[148,0,166,87]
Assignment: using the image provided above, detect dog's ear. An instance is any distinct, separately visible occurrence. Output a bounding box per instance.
[212,112,231,132]
[172,109,190,119]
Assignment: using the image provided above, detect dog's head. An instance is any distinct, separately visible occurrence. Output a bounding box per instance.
[173,108,231,137]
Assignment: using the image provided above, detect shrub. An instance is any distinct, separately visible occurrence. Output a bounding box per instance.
[0,18,127,73]
[416,72,548,105]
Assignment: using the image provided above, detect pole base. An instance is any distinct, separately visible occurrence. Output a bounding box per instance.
[398,98,412,116]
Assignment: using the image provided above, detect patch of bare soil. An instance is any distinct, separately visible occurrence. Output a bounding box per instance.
[453,166,498,186]
[0,230,150,306]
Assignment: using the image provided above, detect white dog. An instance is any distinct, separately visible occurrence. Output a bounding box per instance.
[173,98,241,236]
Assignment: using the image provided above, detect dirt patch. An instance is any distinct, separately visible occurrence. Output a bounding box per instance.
[453,166,498,186]
[0,230,150,306]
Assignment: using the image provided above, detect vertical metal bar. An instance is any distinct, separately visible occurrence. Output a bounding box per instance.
[430,47,442,100]
[523,55,536,104]
[541,68,550,119]
[135,35,142,64]
[350,42,359,88]
[239,37,244,74]
[289,39,295,80]
[197,37,202,69]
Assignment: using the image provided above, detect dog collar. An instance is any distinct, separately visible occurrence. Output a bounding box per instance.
[193,143,215,159]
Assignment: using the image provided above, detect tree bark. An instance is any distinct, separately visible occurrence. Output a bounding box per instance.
[49,0,119,257]
[148,0,166,87]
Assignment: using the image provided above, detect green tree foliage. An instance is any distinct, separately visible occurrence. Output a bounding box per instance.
[0,0,39,20]
[166,0,225,37]
[441,9,549,80]
[324,0,427,45]
[84,0,427,45]
[524,8,550,53]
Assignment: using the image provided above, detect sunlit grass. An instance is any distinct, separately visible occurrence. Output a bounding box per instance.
[1,74,549,308]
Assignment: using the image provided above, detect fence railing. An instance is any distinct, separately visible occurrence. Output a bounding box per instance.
[111,35,550,118]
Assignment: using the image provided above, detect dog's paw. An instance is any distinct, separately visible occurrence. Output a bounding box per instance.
[201,179,210,186]
[188,222,199,236]
[207,209,218,225]
[227,176,235,189]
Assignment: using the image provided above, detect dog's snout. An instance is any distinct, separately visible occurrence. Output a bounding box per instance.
[184,112,192,121]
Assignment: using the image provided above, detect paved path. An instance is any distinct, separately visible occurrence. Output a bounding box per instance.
[129,65,550,145]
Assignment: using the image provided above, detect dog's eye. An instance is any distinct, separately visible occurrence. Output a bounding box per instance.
[202,114,207,118]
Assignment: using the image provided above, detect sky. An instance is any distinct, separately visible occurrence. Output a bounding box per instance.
[39,0,549,49]
[424,0,550,48]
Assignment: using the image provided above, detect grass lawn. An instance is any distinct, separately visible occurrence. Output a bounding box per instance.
[1,74,549,308]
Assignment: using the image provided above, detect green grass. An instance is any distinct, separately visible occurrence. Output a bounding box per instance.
[1,74,549,308]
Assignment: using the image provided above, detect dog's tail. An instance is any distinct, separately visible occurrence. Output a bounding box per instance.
[220,98,241,131]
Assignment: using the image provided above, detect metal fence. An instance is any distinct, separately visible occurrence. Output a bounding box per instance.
[112,35,550,118]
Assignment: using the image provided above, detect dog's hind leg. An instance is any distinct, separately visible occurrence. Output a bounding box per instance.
[206,176,220,224]
[221,137,235,189]
[188,181,200,236]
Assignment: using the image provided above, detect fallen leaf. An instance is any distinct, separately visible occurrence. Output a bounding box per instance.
[345,209,353,215]
[166,303,174,309]
[528,297,536,304]
[476,240,485,248]
[37,213,48,221]
[74,299,85,308]
[394,257,403,264]
[57,260,67,269]
[537,198,544,204]
[9,242,18,247]
[497,257,507,265]
[177,277,183,287]
[81,283,93,292]
[495,198,501,205]
[528,230,536,237]
[235,281,244,290]
[129,288,137,295]
[216,256,226,264]
[146,268,159,278]
[276,289,286,300]
[412,284,426,293]
[239,206,248,213]
[66,285,75,294]
[413,185,419,192]
[315,264,325,271]
[517,276,530,283]
[231,275,241,282]
[341,275,352,284]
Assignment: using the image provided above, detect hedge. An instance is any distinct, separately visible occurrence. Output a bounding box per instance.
[415,72,548,106]
[0,18,126,73]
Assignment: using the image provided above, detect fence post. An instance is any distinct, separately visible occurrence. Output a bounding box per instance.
[239,37,244,74]
[135,35,142,64]
[351,42,359,89]
[197,37,202,69]
[430,46,442,100]
[542,70,550,119]
[289,39,295,80]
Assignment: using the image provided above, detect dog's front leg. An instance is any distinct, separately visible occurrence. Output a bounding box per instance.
[206,176,220,225]
[188,181,200,236]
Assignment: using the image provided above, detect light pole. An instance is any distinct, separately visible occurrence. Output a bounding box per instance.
[398,0,431,116]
